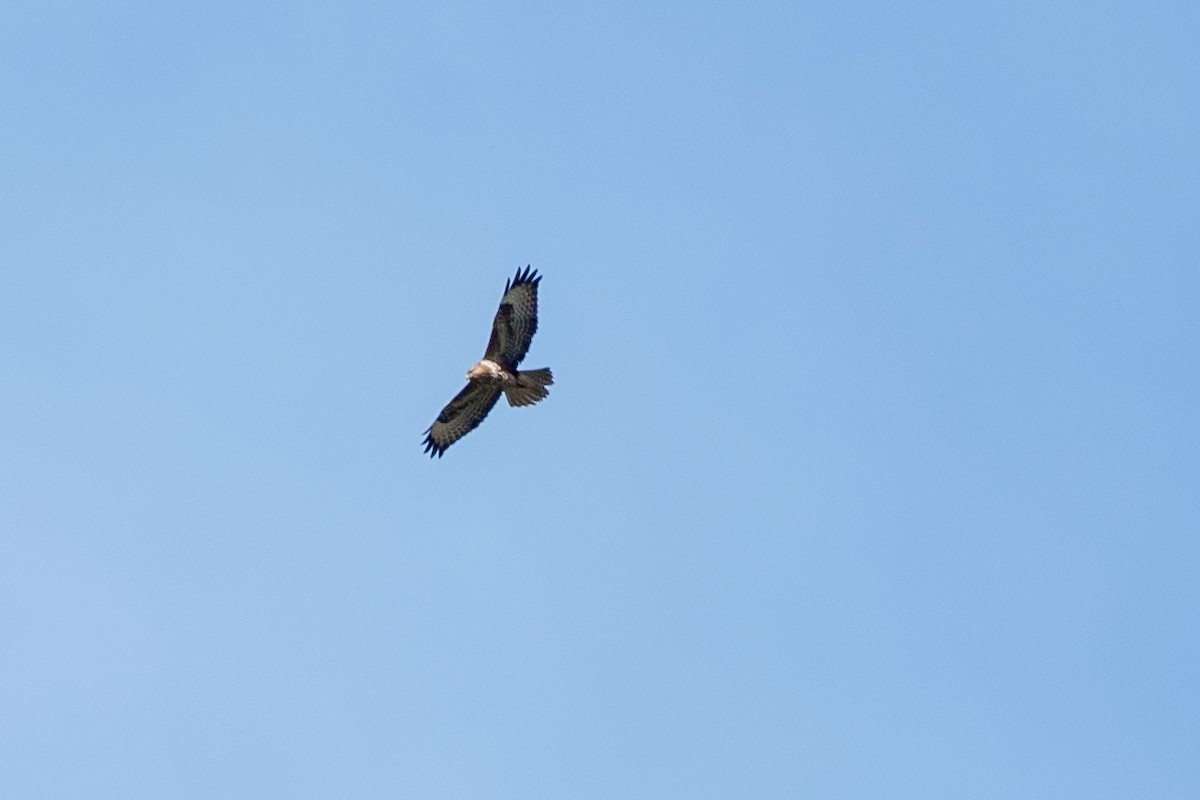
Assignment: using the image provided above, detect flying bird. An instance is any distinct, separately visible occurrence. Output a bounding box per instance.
[422,266,554,457]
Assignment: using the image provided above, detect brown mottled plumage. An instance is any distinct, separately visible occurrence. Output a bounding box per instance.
[422,266,553,458]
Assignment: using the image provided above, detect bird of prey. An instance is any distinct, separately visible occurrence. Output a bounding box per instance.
[422,266,553,457]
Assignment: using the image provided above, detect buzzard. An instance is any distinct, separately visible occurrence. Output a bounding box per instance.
[422,266,553,457]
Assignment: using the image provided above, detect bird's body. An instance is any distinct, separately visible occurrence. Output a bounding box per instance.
[422,266,552,457]
[464,359,553,407]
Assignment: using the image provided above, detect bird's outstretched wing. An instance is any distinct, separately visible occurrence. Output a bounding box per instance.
[483,265,541,369]
[422,382,503,458]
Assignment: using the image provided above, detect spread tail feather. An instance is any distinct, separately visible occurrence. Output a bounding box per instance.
[504,367,553,407]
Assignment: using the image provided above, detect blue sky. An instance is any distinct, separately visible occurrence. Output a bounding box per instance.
[2,2,1197,797]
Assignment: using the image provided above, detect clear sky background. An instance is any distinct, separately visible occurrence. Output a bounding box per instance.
[2,2,1197,797]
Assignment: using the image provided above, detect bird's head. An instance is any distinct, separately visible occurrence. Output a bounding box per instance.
[467,359,505,381]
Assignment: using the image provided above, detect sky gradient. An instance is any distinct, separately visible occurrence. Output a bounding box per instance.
[2,2,1197,797]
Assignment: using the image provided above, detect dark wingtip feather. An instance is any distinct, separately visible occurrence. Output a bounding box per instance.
[422,431,447,458]
[507,264,540,290]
